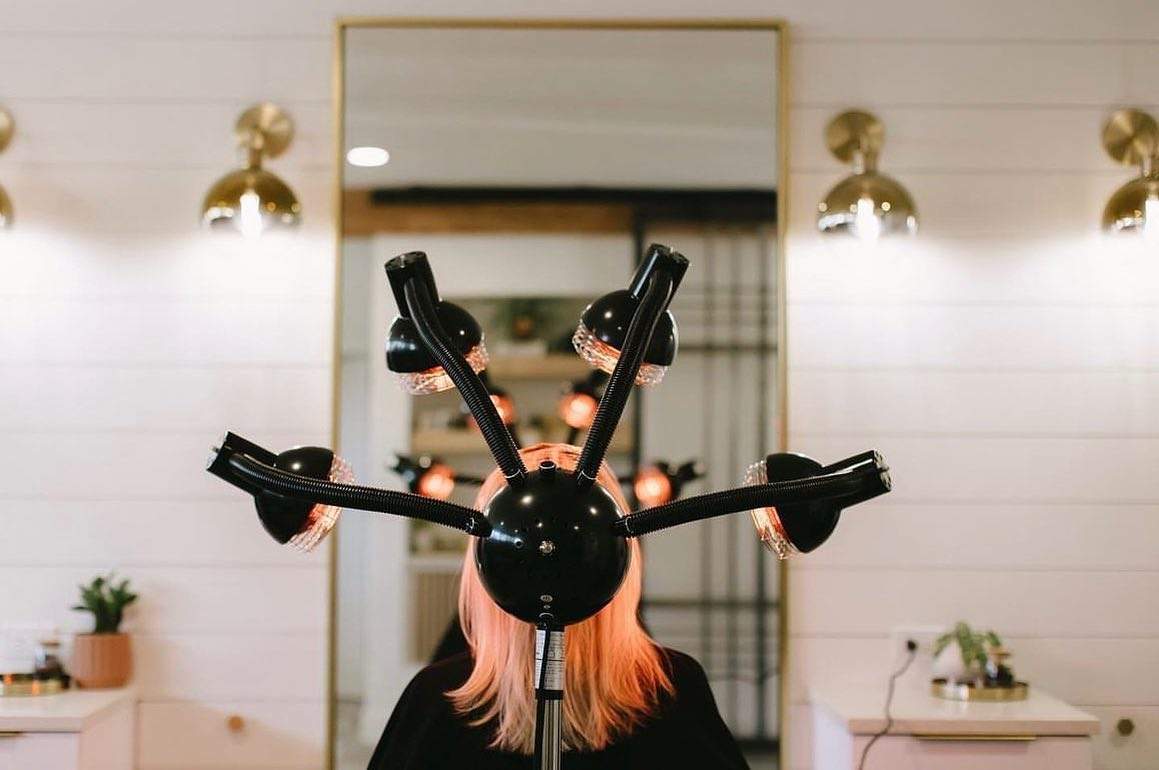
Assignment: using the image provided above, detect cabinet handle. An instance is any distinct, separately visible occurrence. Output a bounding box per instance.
[1116,718,1135,737]
[0,731,24,738]
[914,733,1037,742]
[226,714,246,733]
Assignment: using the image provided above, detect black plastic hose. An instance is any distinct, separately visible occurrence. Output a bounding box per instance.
[228,454,492,536]
[613,466,883,537]
[404,279,527,484]
[575,271,673,486]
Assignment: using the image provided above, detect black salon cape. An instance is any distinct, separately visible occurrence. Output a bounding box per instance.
[369,649,750,769]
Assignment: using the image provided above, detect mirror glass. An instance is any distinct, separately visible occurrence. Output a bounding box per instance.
[335,22,783,770]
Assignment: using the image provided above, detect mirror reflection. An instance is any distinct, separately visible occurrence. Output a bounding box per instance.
[336,22,782,769]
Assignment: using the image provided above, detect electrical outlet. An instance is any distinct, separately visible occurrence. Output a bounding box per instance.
[891,625,943,661]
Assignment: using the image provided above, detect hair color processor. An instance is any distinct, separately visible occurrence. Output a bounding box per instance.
[205,246,891,770]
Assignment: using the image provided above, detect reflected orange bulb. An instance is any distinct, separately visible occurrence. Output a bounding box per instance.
[559,392,598,430]
[491,394,517,426]
[418,463,456,500]
[634,466,673,508]
[469,393,517,431]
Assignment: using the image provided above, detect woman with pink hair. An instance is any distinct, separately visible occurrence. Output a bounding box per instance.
[370,444,748,769]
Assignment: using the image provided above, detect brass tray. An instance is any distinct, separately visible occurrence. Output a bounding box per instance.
[932,678,1029,701]
[0,673,66,697]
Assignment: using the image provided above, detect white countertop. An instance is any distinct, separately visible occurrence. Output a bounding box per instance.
[0,687,135,732]
[811,685,1100,737]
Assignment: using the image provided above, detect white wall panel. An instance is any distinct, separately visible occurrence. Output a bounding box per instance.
[0,501,325,568]
[134,634,324,700]
[800,503,1159,571]
[791,371,1159,437]
[793,40,1159,107]
[790,569,1159,638]
[0,36,330,102]
[0,567,327,635]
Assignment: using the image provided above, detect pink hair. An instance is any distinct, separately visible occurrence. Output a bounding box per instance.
[448,443,673,753]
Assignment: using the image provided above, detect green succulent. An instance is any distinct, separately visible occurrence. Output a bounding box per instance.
[72,573,138,634]
[933,621,1002,672]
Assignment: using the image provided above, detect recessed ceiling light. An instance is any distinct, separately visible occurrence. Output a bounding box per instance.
[347,146,390,167]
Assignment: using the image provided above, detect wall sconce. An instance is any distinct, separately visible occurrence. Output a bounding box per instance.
[0,107,14,228]
[201,103,301,238]
[1101,108,1159,239]
[818,110,917,241]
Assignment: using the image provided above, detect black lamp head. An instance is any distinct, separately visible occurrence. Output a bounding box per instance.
[573,244,688,386]
[746,451,890,557]
[207,432,353,551]
[384,251,488,395]
[475,460,629,625]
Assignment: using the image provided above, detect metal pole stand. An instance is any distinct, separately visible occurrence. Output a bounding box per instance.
[532,622,565,770]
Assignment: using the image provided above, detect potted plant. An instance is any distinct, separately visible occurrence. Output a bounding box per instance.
[70,573,137,688]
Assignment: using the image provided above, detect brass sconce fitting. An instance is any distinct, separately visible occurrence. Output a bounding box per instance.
[201,103,301,238]
[817,110,917,241]
[0,107,14,228]
[1102,108,1159,236]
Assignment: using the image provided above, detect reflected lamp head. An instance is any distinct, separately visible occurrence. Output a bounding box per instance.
[746,451,890,558]
[572,244,687,386]
[633,459,704,507]
[207,432,352,552]
[558,371,607,431]
[384,252,488,395]
[465,372,516,429]
[393,454,457,501]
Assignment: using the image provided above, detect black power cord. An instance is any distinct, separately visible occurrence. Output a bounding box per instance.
[857,639,918,770]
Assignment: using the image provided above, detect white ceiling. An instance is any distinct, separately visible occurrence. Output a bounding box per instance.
[343,26,779,189]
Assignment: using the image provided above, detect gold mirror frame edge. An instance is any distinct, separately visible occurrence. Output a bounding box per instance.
[327,17,791,770]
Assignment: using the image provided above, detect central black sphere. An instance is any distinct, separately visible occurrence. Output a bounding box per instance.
[476,462,629,625]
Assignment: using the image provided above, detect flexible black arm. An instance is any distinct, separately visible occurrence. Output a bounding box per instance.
[403,279,528,484]
[228,453,493,537]
[613,466,883,537]
[575,271,674,487]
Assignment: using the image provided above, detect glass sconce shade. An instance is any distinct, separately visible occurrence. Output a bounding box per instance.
[0,108,13,228]
[201,168,301,237]
[1101,109,1159,238]
[386,300,488,395]
[817,171,918,240]
[202,103,300,237]
[0,184,11,229]
[818,110,917,241]
[1103,174,1159,236]
[572,293,676,386]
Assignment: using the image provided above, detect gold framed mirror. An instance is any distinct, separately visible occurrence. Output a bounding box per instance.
[330,17,788,769]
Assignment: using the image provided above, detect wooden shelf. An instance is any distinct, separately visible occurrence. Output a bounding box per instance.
[486,354,592,381]
[411,427,633,455]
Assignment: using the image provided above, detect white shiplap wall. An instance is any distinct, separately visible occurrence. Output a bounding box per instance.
[2,2,1158,769]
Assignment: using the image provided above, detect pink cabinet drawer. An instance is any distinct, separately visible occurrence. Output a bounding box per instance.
[850,734,1092,770]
